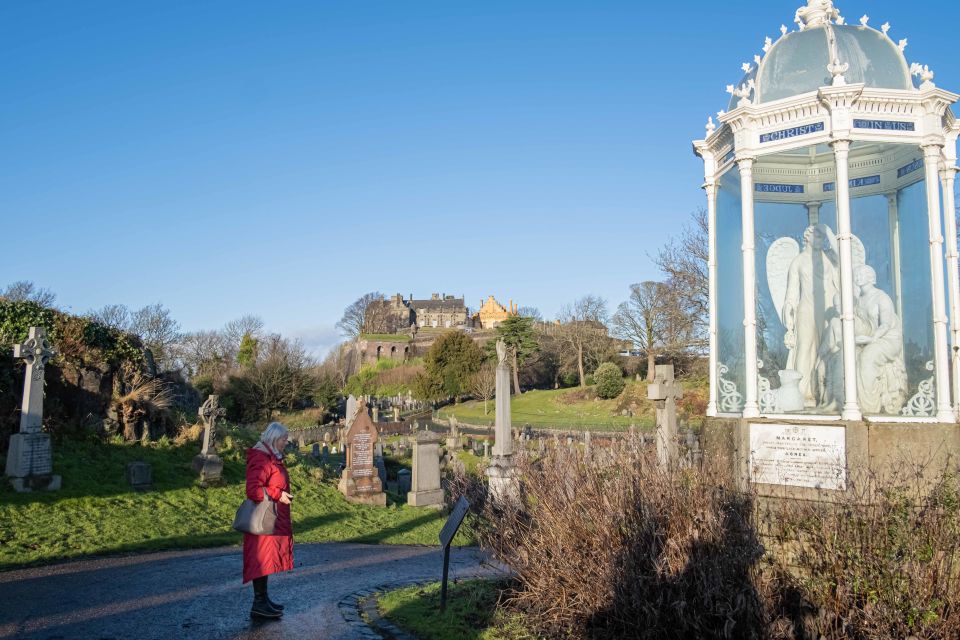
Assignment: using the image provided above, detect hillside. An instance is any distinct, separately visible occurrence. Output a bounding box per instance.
[437,377,708,431]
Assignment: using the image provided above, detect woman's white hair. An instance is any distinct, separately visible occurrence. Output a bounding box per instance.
[260,422,289,449]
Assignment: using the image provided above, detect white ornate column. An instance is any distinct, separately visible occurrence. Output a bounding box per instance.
[832,140,861,421]
[922,144,954,422]
[738,156,759,418]
[705,178,719,417]
[942,163,960,415]
[886,192,903,318]
[806,201,821,225]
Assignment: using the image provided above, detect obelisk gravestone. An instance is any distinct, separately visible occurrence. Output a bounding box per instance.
[5,327,61,492]
[485,339,518,502]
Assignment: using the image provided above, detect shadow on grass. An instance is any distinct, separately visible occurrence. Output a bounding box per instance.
[343,511,445,545]
[0,511,351,574]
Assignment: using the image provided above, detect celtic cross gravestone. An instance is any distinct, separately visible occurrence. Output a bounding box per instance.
[192,394,225,485]
[5,327,61,491]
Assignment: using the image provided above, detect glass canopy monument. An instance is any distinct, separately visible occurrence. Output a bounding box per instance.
[694,1,960,492]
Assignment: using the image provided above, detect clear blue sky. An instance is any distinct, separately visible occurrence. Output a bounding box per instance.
[1,1,956,356]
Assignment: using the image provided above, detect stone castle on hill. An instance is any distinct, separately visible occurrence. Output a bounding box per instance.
[359,293,518,364]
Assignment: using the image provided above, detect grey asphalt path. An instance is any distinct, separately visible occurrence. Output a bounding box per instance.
[0,543,501,640]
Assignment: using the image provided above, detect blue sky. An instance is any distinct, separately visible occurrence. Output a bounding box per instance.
[1,1,956,356]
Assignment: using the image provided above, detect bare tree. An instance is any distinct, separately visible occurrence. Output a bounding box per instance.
[654,208,708,350]
[223,314,264,348]
[337,292,385,338]
[89,303,131,331]
[129,303,182,371]
[556,295,611,387]
[2,281,56,307]
[176,330,229,379]
[470,361,496,414]
[613,281,682,381]
[517,306,543,322]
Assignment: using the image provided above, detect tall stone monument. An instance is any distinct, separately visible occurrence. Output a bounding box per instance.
[5,327,61,492]
[446,414,460,450]
[338,406,386,506]
[408,429,443,508]
[192,395,225,485]
[345,395,358,426]
[648,364,683,470]
[486,340,518,502]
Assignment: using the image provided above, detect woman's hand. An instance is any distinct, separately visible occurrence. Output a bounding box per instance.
[279,491,293,505]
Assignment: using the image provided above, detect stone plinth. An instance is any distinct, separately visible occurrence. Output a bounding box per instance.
[408,430,443,508]
[703,416,960,501]
[5,433,61,492]
[191,453,223,485]
[486,454,518,504]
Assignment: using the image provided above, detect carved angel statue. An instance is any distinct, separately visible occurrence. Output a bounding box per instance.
[767,223,864,408]
[495,339,508,366]
[795,0,839,28]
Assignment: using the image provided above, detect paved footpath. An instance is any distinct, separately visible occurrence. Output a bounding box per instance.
[0,543,502,640]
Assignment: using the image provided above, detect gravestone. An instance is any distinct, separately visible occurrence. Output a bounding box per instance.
[375,455,387,485]
[191,395,225,485]
[397,468,412,493]
[393,406,400,422]
[408,429,444,508]
[584,430,592,460]
[374,441,383,458]
[322,445,330,465]
[337,408,386,506]
[125,461,152,490]
[371,406,379,423]
[5,327,61,492]
[345,395,359,426]
[312,443,321,459]
[447,415,460,450]
[648,364,683,470]
[486,339,519,502]
[483,441,490,458]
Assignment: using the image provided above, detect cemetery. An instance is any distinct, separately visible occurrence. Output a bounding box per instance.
[2,1,959,639]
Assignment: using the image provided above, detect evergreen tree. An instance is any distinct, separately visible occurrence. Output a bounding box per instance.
[490,315,538,394]
[236,332,259,368]
[416,331,483,401]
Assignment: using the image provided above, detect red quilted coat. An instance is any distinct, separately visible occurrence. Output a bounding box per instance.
[242,444,294,584]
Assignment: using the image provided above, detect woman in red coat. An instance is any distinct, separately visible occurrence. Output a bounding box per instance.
[243,422,294,619]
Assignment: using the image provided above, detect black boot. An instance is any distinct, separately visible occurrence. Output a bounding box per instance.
[263,576,284,611]
[250,577,282,619]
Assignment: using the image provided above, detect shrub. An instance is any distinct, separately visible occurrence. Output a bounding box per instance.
[479,444,960,639]
[593,362,625,399]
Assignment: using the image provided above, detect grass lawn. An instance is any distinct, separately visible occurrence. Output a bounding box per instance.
[0,426,472,571]
[377,579,537,640]
[438,377,709,431]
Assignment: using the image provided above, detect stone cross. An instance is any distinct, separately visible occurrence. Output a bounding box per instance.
[198,395,225,457]
[12,327,56,434]
[647,364,683,470]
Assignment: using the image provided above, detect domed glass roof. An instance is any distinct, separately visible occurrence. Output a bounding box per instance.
[727,3,914,111]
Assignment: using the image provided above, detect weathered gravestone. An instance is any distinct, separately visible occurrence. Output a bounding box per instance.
[125,461,152,490]
[345,395,358,426]
[337,406,386,506]
[486,339,519,502]
[408,429,443,508]
[447,415,460,450]
[648,364,683,470]
[312,443,321,459]
[192,395,225,485]
[5,327,61,492]
[397,468,411,493]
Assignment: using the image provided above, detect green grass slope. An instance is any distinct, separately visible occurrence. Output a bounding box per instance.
[438,377,708,431]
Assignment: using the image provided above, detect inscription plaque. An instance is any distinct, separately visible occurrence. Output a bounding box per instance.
[749,423,846,490]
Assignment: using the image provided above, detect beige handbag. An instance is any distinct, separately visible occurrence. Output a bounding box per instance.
[232,488,277,535]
